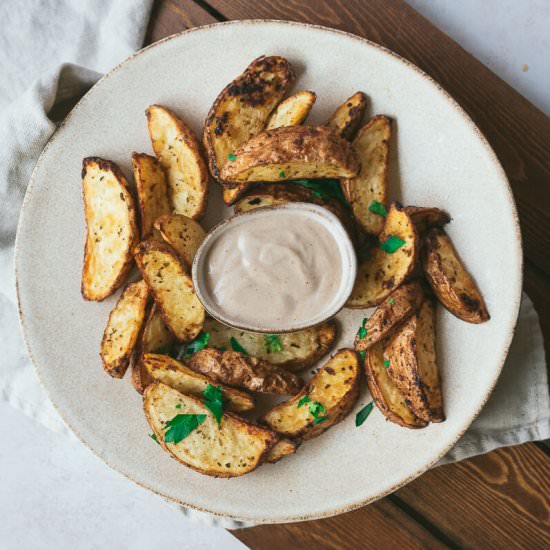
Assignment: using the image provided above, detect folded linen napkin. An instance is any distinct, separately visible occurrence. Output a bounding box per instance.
[0,1,548,529]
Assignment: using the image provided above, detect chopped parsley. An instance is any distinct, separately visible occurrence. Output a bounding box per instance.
[175,404,181,409]
[357,317,368,339]
[389,297,395,305]
[368,200,387,217]
[297,395,312,408]
[265,334,283,353]
[230,337,248,354]
[355,402,374,427]
[279,170,286,178]
[227,153,237,161]
[383,359,390,368]
[181,331,210,358]
[150,433,160,444]
[163,413,206,444]
[309,401,328,424]
[203,384,224,426]
[294,178,350,210]
[359,351,366,362]
[380,235,405,253]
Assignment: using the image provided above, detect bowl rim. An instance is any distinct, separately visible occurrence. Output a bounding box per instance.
[14,19,523,524]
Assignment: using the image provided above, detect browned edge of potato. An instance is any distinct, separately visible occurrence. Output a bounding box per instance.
[261,349,360,441]
[100,280,149,378]
[134,239,205,342]
[405,206,451,236]
[326,91,368,141]
[264,438,299,463]
[81,157,139,301]
[144,382,278,478]
[131,152,171,238]
[189,349,304,395]
[341,115,391,235]
[347,203,418,308]
[266,90,317,130]
[422,227,489,323]
[146,104,208,220]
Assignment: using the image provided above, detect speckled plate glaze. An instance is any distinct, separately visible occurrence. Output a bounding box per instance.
[15,21,522,524]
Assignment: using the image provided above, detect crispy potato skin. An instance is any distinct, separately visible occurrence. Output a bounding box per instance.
[81,157,139,301]
[142,353,254,412]
[347,203,419,308]
[153,214,206,269]
[203,55,295,182]
[365,341,427,428]
[144,383,278,478]
[264,438,298,463]
[131,152,171,238]
[266,90,316,130]
[100,280,149,378]
[261,349,360,441]
[134,239,205,342]
[326,92,367,141]
[203,317,337,372]
[342,115,391,235]
[219,126,359,197]
[422,227,489,323]
[189,349,303,395]
[355,280,424,351]
[405,206,451,236]
[146,105,208,220]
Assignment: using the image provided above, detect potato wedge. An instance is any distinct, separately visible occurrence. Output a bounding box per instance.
[220,126,359,193]
[131,152,171,238]
[146,105,208,219]
[189,349,303,395]
[134,239,205,342]
[100,280,149,378]
[365,341,427,428]
[405,206,451,236]
[265,90,316,130]
[203,318,337,372]
[153,214,206,269]
[354,280,424,351]
[132,304,176,393]
[347,203,418,308]
[422,227,489,323]
[203,55,295,183]
[261,349,360,440]
[144,383,277,477]
[142,353,254,412]
[341,116,391,235]
[81,157,139,301]
[326,91,367,141]
[264,438,298,464]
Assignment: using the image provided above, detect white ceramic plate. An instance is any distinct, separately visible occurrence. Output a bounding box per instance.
[15,21,522,523]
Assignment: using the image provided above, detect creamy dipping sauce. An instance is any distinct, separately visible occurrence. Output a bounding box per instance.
[199,207,351,331]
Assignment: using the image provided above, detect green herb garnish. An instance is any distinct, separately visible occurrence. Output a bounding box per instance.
[182,331,210,358]
[163,414,206,444]
[279,170,286,178]
[150,433,160,444]
[380,235,405,253]
[355,402,374,427]
[357,317,368,339]
[227,153,237,161]
[294,178,350,209]
[203,384,224,426]
[265,334,283,353]
[389,297,395,305]
[368,200,387,217]
[230,337,248,354]
[309,401,328,424]
[359,351,366,362]
[297,395,312,408]
[383,359,390,368]
[175,404,181,409]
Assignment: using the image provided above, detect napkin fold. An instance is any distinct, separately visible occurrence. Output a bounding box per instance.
[0,0,548,530]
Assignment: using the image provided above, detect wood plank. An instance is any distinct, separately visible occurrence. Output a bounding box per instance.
[206,0,550,278]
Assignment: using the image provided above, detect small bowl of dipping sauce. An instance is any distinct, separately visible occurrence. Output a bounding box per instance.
[192,203,357,333]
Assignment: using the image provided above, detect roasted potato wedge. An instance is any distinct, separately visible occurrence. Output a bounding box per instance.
[341,115,391,235]
[354,280,424,351]
[153,214,206,269]
[265,90,316,130]
[384,298,444,422]
[203,318,337,372]
[189,349,303,395]
[264,438,298,463]
[261,349,360,440]
[219,126,359,195]
[326,91,367,141]
[81,157,139,301]
[203,55,295,183]
[132,304,175,393]
[365,341,427,428]
[405,206,451,236]
[144,383,277,478]
[100,280,149,378]
[142,353,254,412]
[146,105,208,219]
[422,227,489,323]
[347,203,418,308]
[134,239,205,342]
[131,152,171,238]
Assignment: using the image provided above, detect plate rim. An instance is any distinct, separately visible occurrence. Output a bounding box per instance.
[14,19,523,523]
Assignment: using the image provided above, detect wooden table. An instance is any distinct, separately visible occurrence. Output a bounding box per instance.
[146,1,550,547]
